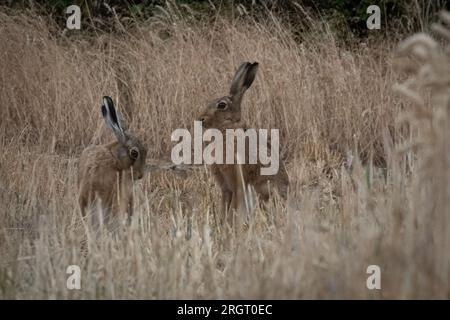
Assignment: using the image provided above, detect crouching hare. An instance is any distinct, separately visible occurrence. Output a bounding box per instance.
[78,96,147,228]
[198,62,289,223]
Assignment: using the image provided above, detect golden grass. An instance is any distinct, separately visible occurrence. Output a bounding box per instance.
[0,7,449,298]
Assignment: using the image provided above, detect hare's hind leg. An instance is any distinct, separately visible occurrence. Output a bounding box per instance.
[125,195,134,226]
[254,180,270,203]
[78,188,105,231]
[255,178,288,202]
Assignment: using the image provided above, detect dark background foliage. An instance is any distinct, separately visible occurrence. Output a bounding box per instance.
[1,0,449,37]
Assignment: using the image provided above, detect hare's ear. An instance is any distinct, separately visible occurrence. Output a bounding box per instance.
[101,96,126,143]
[229,62,259,97]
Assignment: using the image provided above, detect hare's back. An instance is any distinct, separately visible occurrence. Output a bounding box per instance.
[78,145,118,189]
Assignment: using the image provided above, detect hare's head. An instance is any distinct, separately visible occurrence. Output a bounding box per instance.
[101,96,147,180]
[198,62,259,129]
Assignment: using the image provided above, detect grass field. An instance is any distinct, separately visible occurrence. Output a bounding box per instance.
[1,6,450,299]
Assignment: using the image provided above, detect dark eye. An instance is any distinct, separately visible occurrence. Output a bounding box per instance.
[217,101,228,110]
[129,147,139,160]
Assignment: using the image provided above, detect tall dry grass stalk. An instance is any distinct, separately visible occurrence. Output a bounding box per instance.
[0,5,448,298]
[392,10,450,296]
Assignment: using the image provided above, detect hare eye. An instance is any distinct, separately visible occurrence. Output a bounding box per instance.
[217,101,228,110]
[129,148,139,160]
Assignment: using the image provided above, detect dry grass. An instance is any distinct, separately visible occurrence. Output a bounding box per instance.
[0,6,449,299]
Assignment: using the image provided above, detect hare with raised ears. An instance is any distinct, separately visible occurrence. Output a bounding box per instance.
[78,96,147,228]
[198,62,289,223]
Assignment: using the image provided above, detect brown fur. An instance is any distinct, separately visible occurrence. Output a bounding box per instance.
[78,98,147,225]
[198,62,289,221]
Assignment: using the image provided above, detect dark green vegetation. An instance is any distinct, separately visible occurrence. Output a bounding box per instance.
[3,0,449,37]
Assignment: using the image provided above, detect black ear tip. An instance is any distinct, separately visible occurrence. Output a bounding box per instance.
[101,104,107,117]
[102,96,114,107]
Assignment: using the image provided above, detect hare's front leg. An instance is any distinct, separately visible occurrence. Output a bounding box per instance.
[126,195,134,225]
[221,189,233,224]
[117,171,134,222]
[211,166,232,223]
[127,196,134,216]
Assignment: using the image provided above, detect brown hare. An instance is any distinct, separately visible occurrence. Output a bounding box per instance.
[78,96,147,228]
[198,62,289,223]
